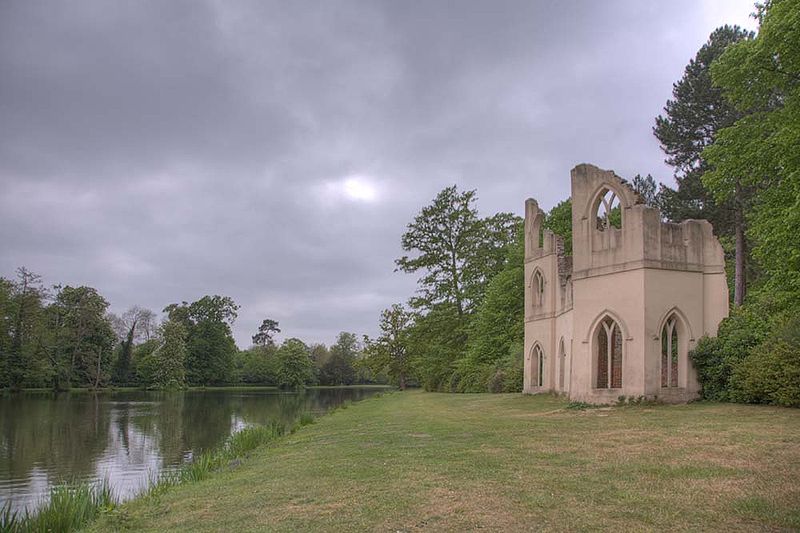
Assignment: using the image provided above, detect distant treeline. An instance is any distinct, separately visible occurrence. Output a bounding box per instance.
[0,274,381,390]
[362,5,800,405]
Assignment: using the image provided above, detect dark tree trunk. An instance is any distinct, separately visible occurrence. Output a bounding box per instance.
[734,200,747,307]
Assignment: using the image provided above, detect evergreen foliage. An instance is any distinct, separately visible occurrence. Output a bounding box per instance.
[689,0,800,406]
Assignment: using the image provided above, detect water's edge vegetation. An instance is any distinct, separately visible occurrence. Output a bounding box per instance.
[0,392,371,533]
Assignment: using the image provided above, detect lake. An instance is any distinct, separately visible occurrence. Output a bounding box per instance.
[0,387,387,513]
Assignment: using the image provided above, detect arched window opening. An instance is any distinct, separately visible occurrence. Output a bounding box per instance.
[596,317,622,389]
[595,188,622,231]
[558,338,566,391]
[661,316,679,388]
[532,344,544,387]
[532,270,545,307]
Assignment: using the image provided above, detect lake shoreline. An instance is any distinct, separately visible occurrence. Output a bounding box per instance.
[86,390,800,531]
[1,384,393,394]
[0,386,389,521]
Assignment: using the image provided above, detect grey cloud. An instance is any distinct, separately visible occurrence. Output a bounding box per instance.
[0,0,755,345]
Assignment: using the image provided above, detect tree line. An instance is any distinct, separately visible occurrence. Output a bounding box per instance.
[363,1,800,405]
[0,272,379,390]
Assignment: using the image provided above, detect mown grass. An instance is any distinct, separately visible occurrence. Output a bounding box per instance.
[86,391,800,532]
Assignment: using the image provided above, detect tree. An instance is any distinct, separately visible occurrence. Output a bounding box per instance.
[703,0,800,305]
[252,318,280,347]
[364,304,414,389]
[187,320,236,385]
[631,174,659,208]
[109,306,156,385]
[406,303,466,391]
[463,229,525,373]
[164,295,239,386]
[51,286,116,389]
[396,186,519,318]
[236,344,279,384]
[320,332,359,385]
[0,278,13,386]
[148,320,188,389]
[654,25,754,306]
[275,338,315,389]
[543,199,572,254]
[6,268,47,389]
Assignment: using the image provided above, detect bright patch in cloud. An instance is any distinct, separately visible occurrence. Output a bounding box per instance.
[320,174,380,204]
[342,175,378,202]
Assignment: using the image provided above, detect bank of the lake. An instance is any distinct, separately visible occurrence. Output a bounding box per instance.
[89,391,800,531]
[0,386,388,515]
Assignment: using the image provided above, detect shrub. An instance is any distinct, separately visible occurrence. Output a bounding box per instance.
[730,315,800,407]
[690,306,770,401]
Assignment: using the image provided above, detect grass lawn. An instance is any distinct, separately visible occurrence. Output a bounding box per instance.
[90,391,800,532]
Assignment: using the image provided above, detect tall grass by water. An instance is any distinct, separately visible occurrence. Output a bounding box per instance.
[1,413,317,533]
[0,481,116,533]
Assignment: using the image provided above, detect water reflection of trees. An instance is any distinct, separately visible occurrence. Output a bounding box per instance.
[0,392,111,483]
[1,388,384,504]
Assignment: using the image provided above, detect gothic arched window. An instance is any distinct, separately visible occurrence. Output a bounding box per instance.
[532,344,544,388]
[595,188,622,231]
[595,317,623,389]
[661,315,679,388]
[532,270,544,308]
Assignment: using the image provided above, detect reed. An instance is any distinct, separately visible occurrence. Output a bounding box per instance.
[0,481,116,533]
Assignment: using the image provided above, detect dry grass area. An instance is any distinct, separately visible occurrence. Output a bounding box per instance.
[90,391,800,532]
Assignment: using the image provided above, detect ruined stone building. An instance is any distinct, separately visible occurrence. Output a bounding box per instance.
[523,164,729,403]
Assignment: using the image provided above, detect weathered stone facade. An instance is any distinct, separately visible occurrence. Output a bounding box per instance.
[523,164,729,403]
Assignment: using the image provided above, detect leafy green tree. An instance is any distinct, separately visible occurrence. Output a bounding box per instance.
[463,230,524,373]
[187,320,236,385]
[133,338,160,385]
[703,0,800,304]
[252,318,280,347]
[395,186,518,391]
[6,268,47,389]
[406,303,466,391]
[543,199,572,254]
[0,277,13,386]
[309,343,330,371]
[396,186,518,318]
[164,295,239,386]
[363,304,414,389]
[236,344,279,384]
[319,332,359,385]
[275,338,315,389]
[50,285,116,389]
[654,25,754,305]
[147,320,188,389]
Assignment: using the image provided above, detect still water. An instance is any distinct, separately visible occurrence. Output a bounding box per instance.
[0,387,386,513]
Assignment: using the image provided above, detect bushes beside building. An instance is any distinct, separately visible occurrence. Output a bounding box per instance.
[692,302,800,407]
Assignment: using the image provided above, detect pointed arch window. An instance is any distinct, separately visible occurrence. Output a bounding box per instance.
[532,270,544,307]
[661,316,679,388]
[596,317,622,389]
[532,344,544,387]
[595,188,622,231]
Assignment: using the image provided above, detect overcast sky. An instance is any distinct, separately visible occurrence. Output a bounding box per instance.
[0,1,756,347]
